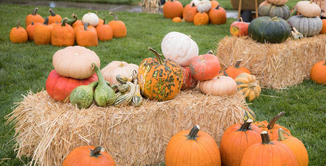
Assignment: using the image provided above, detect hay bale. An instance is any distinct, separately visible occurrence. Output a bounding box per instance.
[6,89,245,166]
[216,35,326,89]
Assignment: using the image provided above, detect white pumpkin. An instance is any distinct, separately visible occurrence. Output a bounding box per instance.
[190,0,200,6]
[101,61,139,85]
[199,76,237,96]
[161,31,199,67]
[296,0,321,18]
[196,0,212,13]
[82,12,99,26]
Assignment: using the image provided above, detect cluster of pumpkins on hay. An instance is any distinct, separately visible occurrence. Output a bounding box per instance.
[9,7,127,46]
[163,0,227,25]
[229,0,326,43]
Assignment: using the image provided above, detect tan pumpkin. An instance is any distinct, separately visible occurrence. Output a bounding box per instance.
[199,76,237,96]
[101,61,139,85]
[52,46,100,79]
[235,73,261,101]
[296,0,321,18]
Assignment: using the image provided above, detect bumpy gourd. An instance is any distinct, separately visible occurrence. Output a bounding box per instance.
[114,81,136,107]
[93,63,116,107]
[132,79,143,107]
[70,81,98,109]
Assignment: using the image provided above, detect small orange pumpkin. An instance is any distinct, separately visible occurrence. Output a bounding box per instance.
[10,20,28,43]
[51,18,75,46]
[76,23,98,47]
[183,3,197,22]
[163,0,184,19]
[320,19,326,34]
[208,5,227,25]
[230,17,250,36]
[26,22,41,41]
[96,18,113,41]
[108,12,127,38]
[194,11,209,25]
[310,59,326,84]
[34,17,53,45]
[48,8,62,24]
[225,60,251,79]
[25,7,44,26]
[172,17,182,22]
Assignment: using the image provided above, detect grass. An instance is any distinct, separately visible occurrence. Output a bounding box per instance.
[0,1,324,165]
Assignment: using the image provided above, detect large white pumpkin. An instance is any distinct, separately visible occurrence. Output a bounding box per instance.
[199,76,237,96]
[101,61,139,85]
[82,12,99,26]
[161,31,199,67]
[296,0,321,18]
[196,0,212,13]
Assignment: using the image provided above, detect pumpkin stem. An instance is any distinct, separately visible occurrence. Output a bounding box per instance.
[90,146,103,158]
[49,8,56,16]
[16,20,20,29]
[239,17,243,22]
[234,60,243,68]
[43,17,49,25]
[61,18,68,26]
[92,63,106,85]
[83,22,89,31]
[72,13,77,18]
[103,17,105,24]
[215,5,220,10]
[32,7,38,15]
[261,131,272,144]
[109,12,119,21]
[267,111,285,130]
[277,128,288,141]
[31,22,34,25]
[206,50,214,54]
[238,119,253,131]
[187,125,200,140]
[270,16,278,21]
[148,47,165,65]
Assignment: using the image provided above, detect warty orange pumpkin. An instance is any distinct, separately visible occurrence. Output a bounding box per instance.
[9,20,28,43]
[51,18,75,46]
[193,11,209,25]
[76,23,98,47]
[34,17,53,45]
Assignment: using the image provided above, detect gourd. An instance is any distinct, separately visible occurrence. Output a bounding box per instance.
[165,125,221,166]
[66,13,78,26]
[172,17,182,22]
[199,76,237,96]
[132,79,143,107]
[183,3,197,22]
[258,1,290,20]
[138,47,183,101]
[193,11,209,25]
[114,81,136,107]
[93,63,116,107]
[25,7,44,26]
[26,22,41,41]
[76,23,98,47]
[51,18,75,47]
[288,15,323,37]
[52,46,100,79]
[189,53,221,81]
[208,5,227,25]
[10,21,28,43]
[96,18,113,41]
[108,12,127,38]
[230,17,249,37]
[161,31,199,67]
[310,59,326,84]
[240,131,299,166]
[82,12,99,26]
[243,106,256,122]
[62,146,116,166]
[48,8,62,24]
[248,16,291,43]
[225,60,251,79]
[196,0,212,13]
[163,0,183,19]
[267,0,288,5]
[220,119,262,166]
[70,81,98,109]
[296,0,321,18]
[290,27,303,40]
[181,66,198,90]
[34,17,53,45]
[101,61,139,85]
[235,73,261,101]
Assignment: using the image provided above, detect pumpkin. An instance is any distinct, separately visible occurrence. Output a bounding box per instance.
[26,22,41,41]
[296,0,321,18]
[288,15,323,37]
[172,17,182,22]
[225,60,251,79]
[183,3,197,22]
[243,106,256,122]
[220,119,262,166]
[101,61,139,85]
[51,18,75,46]
[25,7,44,26]
[210,0,220,9]
[181,66,198,90]
[189,53,221,81]
[196,0,212,13]
[165,125,221,166]
[235,73,261,101]
[34,17,53,45]
[253,111,291,141]
[278,129,309,166]
[193,11,209,25]
[48,8,62,24]
[320,19,326,34]
[73,22,95,35]
[258,1,290,20]
[208,5,227,25]
[230,17,249,36]
[52,46,100,79]
[45,70,98,101]
[108,12,127,38]
[267,0,288,5]
[73,19,83,28]
[248,16,291,43]
[137,47,183,101]
[82,12,100,26]
[62,146,115,166]
[310,59,326,84]
[76,23,98,47]
[163,0,184,19]
[199,76,237,96]
[240,131,299,166]
[96,18,113,41]
[9,21,28,43]
[161,31,199,67]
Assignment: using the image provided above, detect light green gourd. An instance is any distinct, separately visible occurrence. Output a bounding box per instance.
[70,81,98,109]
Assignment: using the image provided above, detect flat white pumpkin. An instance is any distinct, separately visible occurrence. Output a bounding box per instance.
[82,12,99,26]
[101,61,139,85]
[161,31,199,67]
[296,0,321,18]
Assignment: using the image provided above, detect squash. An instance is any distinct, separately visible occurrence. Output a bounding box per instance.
[267,0,288,5]
[138,47,183,101]
[248,16,291,43]
[258,1,290,20]
[70,81,98,109]
[310,59,326,84]
[235,73,261,101]
[51,18,75,46]
[230,17,249,36]
[208,5,227,25]
[163,0,184,19]
[132,79,143,107]
[76,23,98,47]
[199,76,237,96]
[96,18,113,41]
[10,21,28,43]
[288,15,323,37]
[25,7,44,26]
[108,12,127,38]
[48,8,62,24]
[225,60,251,78]
[189,53,221,81]
[181,66,198,90]
[196,0,212,13]
[243,106,256,122]
[165,125,221,166]
[82,12,99,26]
[161,31,199,67]
[290,27,303,40]
[26,22,41,41]
[34,17,53,45]
[193,11,209,25]
[66,13,78,26]
[296,0,321,18]
[62,146,116,166]
[101,61,139,85]
[52,46,100,79]
[183,3,197,22]
[114,81,136,107]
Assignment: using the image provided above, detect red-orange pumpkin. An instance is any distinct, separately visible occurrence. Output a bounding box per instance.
[230,17,250,36]
[25,7,44,27]
[310,59,326,84]
[225,60,251,79]
[189,53,221,81]
[208,5,227,25]
[181,66,198,90]
[163,0,184,19]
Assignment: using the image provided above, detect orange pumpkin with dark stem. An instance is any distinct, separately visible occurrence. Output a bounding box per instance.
[96,18,113,41]
[189,53,221,81]
[62,146,116,166]
[225,60,251,79]
[48,8,62,24]
[73,22,95,35]
[165,125,221,166]
[108,12,127,38]
[209,5,227,25]
[34,17,53,45]
[51,18,75,46]
[210,0,220,9]
[181,66,198,90]
[25,7,44,26]
[76,23,98,47]
[183,3,197,22]
[230,17,250,36]
[194,11,209,25]
[10,21,28,43]
[163,0,183,19]
[310,59,326,84]
[26,22,41,41]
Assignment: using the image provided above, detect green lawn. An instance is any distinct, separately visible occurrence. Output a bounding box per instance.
[0,1,324,166]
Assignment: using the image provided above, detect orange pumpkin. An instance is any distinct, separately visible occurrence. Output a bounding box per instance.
[62,146,115,166]
[76,23,98,47]
[310,59,326,84]
[165,125,221,166]
[183,3,197,22]
[51,18,75,46]
[73,22,95,35]
[209,5,227,25]
[108,12,127,38]
[48,8,62,24]
[172,17,182,22]
[25,7,44,26]
[193,11,209,25]
[9,21,28,43]
[26,22,41,41]
[210,0,220,9]
[163,0,184,19]
[189,53,221,81]
[225,60,251,79]
[230,17,250,36]
[73,19,83,28]
[34,17,53,45]
[96,18,113,41]
[320,19,326,34]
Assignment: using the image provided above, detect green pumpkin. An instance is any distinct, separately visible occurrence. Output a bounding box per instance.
[258,1,290,20]
[288,15,323,37]
[248,16,291,43]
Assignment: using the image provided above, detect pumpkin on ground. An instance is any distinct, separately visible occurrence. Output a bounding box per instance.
[82,12,99,27]
[208,5,227,25]
[161,31,199,67]
[34,17,53,45]
[96,18,113,41]
[52,46,100,79]
[248,16,291,43]
[210,0,220,9]
[165,125,221,166]
[194,11,209,25]
[48,8,62,24]
[235,73,261,101]
[172,17,182,22]
[62,146,115,166]
[26,22,41,41]
[181,66,198,90]
[189,53,221,81]
[258,1,290,20]
[296,0,321,18]
[51,18,75,46]
[76,23,98,47]
[230,17,249,36]
[163,0,184,19]
[183,3,197,22]
[101,61,139,85]
[288,15,323,37]
[196,0,212,13]
[225,60,251,79]
[199,76,237,96]
[310,59,326,84]
[137,47,183,101]
[108,12,127,38]
[73,22,95,35]
[10,21,28,43]
[25,7,44,26]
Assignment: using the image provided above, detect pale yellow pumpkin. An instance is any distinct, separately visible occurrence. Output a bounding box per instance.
[199,76,237,96]
[101,61,139,85]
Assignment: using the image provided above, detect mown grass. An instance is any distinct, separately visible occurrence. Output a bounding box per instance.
[0,1,324,166]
